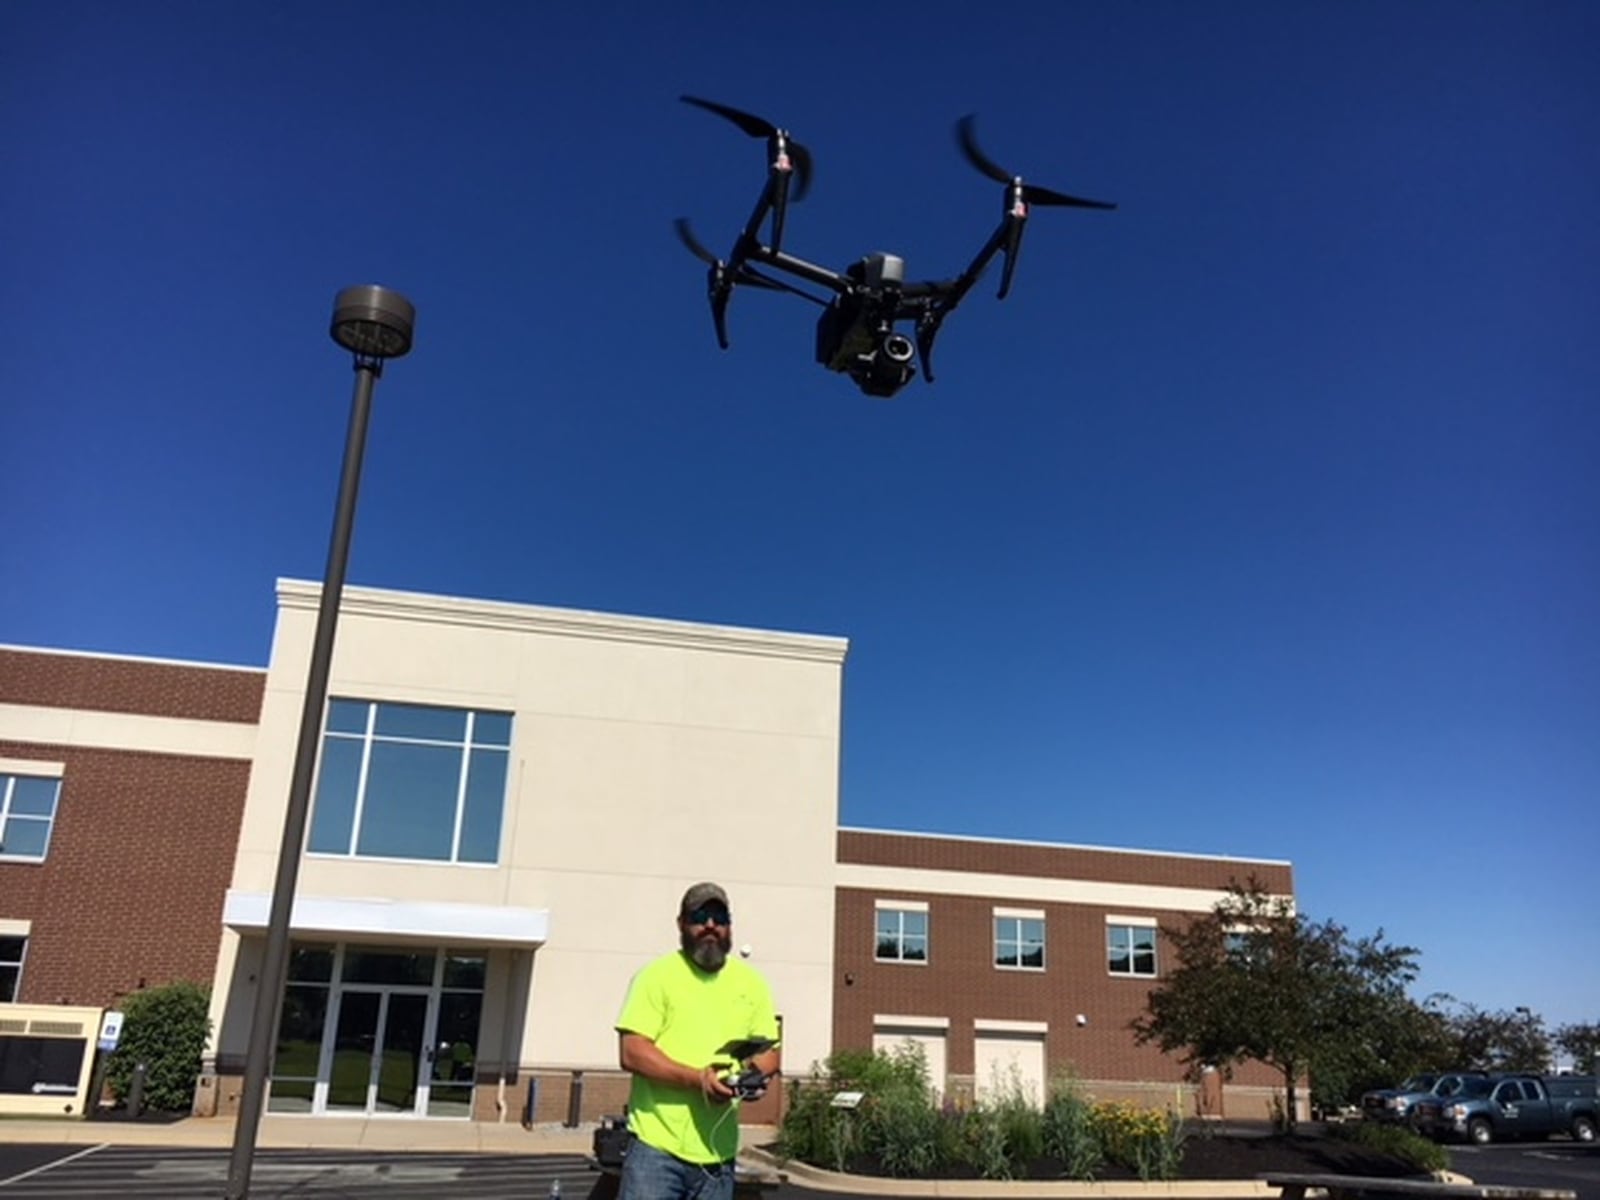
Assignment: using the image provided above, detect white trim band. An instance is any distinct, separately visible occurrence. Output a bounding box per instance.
[974,1019,1049,1035]
[0,705,256,761]
[223,890,549,946]
[873,1015,951,1030]
[841,864,1267,914]
[0,758,64,777]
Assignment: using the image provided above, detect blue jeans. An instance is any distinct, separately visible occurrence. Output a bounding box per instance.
[619,1138,736,1200]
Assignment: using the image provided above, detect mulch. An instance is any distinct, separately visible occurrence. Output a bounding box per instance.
[818,1129,1429,1182]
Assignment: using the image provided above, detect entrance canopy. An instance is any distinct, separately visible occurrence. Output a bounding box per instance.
[223,890,549,946]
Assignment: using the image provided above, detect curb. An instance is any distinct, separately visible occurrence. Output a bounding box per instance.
[741,1146,1280,1199]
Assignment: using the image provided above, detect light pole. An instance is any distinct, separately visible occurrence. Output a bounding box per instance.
[224,285,415,1200]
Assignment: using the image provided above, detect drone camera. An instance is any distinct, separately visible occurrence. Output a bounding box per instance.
[846,331,917,398]
[881,333,914,363]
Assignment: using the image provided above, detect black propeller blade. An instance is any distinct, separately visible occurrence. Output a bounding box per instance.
[680,95,812,201]
[956,115,1115,211]
[673,219,783,289]
[673,217,720,267]
[680,95,776,139]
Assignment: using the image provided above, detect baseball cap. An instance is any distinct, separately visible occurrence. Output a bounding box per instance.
[679,881,730,918]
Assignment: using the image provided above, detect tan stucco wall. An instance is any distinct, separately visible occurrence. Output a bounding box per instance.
[210,581,847,1089]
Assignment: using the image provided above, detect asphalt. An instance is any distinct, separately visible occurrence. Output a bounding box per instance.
[0,1115,1285,1198]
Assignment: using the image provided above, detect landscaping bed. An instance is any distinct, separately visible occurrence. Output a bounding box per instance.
[788,1126,1438,1183]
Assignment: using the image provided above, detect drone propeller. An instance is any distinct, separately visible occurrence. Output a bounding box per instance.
[956,115,1115,211]
[955,115,1114,298]
[680,95,812,202]
[674,218,784,349]
[673,217,721,268]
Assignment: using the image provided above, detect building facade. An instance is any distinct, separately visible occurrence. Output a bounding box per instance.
[0,646,262,1009]
[4,582,1298,1124]
[199,581,847,1124]
[834,828,1294,1115]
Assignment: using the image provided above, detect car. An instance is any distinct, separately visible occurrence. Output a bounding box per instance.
[1414,1074,1598,1144]
[1361,1072,1485,1128]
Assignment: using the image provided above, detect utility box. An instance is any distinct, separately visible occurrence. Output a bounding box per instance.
[0,1004,104,1116]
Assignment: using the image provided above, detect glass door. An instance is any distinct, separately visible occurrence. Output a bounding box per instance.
[324,987,429,1115]
[269,943,487,1118]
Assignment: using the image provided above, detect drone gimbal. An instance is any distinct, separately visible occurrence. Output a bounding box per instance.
[675,95,1115,398]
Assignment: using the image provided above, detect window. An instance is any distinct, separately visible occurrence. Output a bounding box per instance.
[994,914,1045,970]
[875,907,928,963]
[308,699,511,864]
[1107,923,1157,976]
[0,772,61,862]
[0,936,25,1001]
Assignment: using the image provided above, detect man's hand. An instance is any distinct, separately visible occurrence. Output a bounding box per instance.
[699,1064,737,1104]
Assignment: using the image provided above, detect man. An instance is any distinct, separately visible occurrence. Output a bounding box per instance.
[616,882,781,1200]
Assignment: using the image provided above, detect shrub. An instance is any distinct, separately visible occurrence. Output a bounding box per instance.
[874,1090,942,1177]
[1042,1076,1103,1180]
[1327,1120,1450,1175]
[953,1105,1015,1180]
[776,1042,934,1172]
[105,980,211,1113]
[1091,1100,1187,1180]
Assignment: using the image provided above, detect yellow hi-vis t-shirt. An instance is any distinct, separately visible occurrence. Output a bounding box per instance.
[616,949,778,1164]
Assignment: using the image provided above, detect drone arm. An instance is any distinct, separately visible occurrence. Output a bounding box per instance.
[897,217,1012,383]
[751,246,852,294]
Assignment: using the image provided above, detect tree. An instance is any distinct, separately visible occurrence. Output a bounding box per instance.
[1308,991,1455,1115]
[1131,878,1424,1129]
[1442,1003,1552,1072]
[1555,1022,1599,1074]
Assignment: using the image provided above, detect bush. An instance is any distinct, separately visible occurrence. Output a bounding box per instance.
[1042,1076,1103,1180]
[776,1043,934,1172]
[1327,1120,1450,1175]
[1091,1100,1187,1180]
[105,980,211,1113]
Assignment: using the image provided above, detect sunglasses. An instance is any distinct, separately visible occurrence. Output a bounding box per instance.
[685,906,731,927]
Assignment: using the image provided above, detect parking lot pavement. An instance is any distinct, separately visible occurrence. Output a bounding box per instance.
[0,1145,592,1198]
[1448,1141,1600,1200]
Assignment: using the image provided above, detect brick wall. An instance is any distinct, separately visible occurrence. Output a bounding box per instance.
[834,830,1293,1097]
[0,649,262,1008]
[0,648,264,722]
[0,740,251,1006]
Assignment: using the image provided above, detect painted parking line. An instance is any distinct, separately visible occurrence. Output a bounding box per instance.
[0,1147,590,1198]
[0,1145,108,1189]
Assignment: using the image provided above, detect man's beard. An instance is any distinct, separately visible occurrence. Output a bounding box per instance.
[682,927,731,972]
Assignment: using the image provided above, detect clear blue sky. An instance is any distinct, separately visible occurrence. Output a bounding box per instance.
[4,2,1595,1032]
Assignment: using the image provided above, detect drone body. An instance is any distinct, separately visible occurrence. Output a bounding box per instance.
[676,95,1115,398]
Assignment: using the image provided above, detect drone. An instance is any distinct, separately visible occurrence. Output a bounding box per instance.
[674,95,1115,398]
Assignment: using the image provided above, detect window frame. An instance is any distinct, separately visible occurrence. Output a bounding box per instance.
[993,909,1046,972]
[0,764,64,864]
[0,934,26,1002]
[1106,919,1159,978]
[874,902,929,965]
[308,699,512,866]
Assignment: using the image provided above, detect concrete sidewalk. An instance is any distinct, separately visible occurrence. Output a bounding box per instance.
[0,1113,623,1154]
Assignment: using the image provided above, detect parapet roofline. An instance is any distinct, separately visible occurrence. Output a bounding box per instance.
[0,642,264,675]
[277,579,850,664]
[840,824,1292,868]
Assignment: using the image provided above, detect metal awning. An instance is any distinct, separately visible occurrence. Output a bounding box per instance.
[223,889,548,946]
